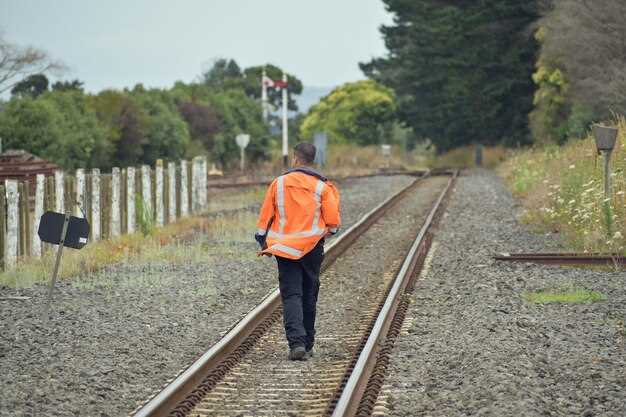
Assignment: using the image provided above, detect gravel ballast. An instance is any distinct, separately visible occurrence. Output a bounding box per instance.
[382,170,626,417]
[0,175,414,417]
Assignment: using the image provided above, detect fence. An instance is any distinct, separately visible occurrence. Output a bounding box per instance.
[0,156,209,270]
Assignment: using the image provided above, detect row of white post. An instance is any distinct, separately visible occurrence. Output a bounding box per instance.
[3,156,209,269]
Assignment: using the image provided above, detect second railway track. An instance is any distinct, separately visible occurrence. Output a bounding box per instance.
[133,170,458,417]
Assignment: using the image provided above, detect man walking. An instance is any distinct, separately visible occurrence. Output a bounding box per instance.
[255,142,341,361]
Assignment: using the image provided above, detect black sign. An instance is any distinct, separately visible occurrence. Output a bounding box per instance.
[38,211,90,249]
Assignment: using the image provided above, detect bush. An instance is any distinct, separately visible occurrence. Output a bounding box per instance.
[299,80,397,146]
[0,92,111,169]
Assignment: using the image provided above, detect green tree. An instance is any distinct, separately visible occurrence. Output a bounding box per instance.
[11,74,49,98]
[361,0,540,152]
[0,91,111,169]
[43,91,112,168]
[169,80,273,166]
[0,97,61,158]
[207,89,272,167]
[202,58,244,90]
[89,90,148,166]
[178,101,221,150]
[130,89,191,163]
[52,79,84,92]
[299,80,397,145]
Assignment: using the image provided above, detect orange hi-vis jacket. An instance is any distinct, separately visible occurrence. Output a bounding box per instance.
[256,167,341,260]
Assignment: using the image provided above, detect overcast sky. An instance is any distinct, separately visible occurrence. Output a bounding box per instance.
[1,0,392,92]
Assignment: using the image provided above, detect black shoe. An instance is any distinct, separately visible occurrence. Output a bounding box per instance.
[289,346,306,361]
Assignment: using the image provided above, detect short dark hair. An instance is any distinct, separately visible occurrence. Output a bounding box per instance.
[294,142,316,164]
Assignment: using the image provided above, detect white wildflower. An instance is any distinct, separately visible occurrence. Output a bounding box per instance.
[613,231,623,240]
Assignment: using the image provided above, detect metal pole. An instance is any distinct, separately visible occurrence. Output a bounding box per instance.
[261,68,268,122]
[44,212,70,315]
[282,73,288,168]
[240,146,245,173]
[475,144,483,167]
[603,150,611,198]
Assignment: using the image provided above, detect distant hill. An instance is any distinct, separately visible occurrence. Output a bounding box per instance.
[295,86,335,114]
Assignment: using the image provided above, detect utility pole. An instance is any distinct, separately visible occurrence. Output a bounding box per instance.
[261,68,268,122]
[282,72,288,168]
[592,125,618,198]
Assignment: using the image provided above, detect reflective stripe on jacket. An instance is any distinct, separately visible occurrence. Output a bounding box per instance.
[256,168,341,260]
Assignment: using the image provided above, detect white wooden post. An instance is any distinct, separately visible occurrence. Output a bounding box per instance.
[54,170,64,213]
[180,160,189,217]
[192,156,203,213]
[91,168,101,241]
[111,167,121,237]
[127,167,136,233]
[200,156,208,211]
[168,161,176,223]
[76,168,86,217]
[5,180,19,269]
[32,174,45,258]
[155,160,164,226]
[141,165,152,221]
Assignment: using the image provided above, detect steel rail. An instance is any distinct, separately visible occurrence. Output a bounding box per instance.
[495,253,626,266]
[330,171,458,417]
[132,170,441,417]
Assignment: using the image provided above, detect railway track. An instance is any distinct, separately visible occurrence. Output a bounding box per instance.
[132,170,458,417]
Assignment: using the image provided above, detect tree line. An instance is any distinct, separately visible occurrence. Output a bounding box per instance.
[359,0,626,151]
[3,1,620,163]
[0,42,302,170]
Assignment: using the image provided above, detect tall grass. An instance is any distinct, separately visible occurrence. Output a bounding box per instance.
[499,118,626,253]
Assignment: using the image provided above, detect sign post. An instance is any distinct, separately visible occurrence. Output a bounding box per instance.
[592,125,618,198]
[45,213,70,313]
[236,134,250,172]
[38,210,90,316]
[314,132,328,166]
[475,144,483,167]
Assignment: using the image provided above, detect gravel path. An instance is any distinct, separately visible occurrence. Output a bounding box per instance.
[0,175,414,417]
[382,170,626,417]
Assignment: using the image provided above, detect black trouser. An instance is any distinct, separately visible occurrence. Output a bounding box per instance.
[276,239,324,350]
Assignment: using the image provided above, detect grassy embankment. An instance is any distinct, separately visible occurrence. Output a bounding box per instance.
[498,119,626,255]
